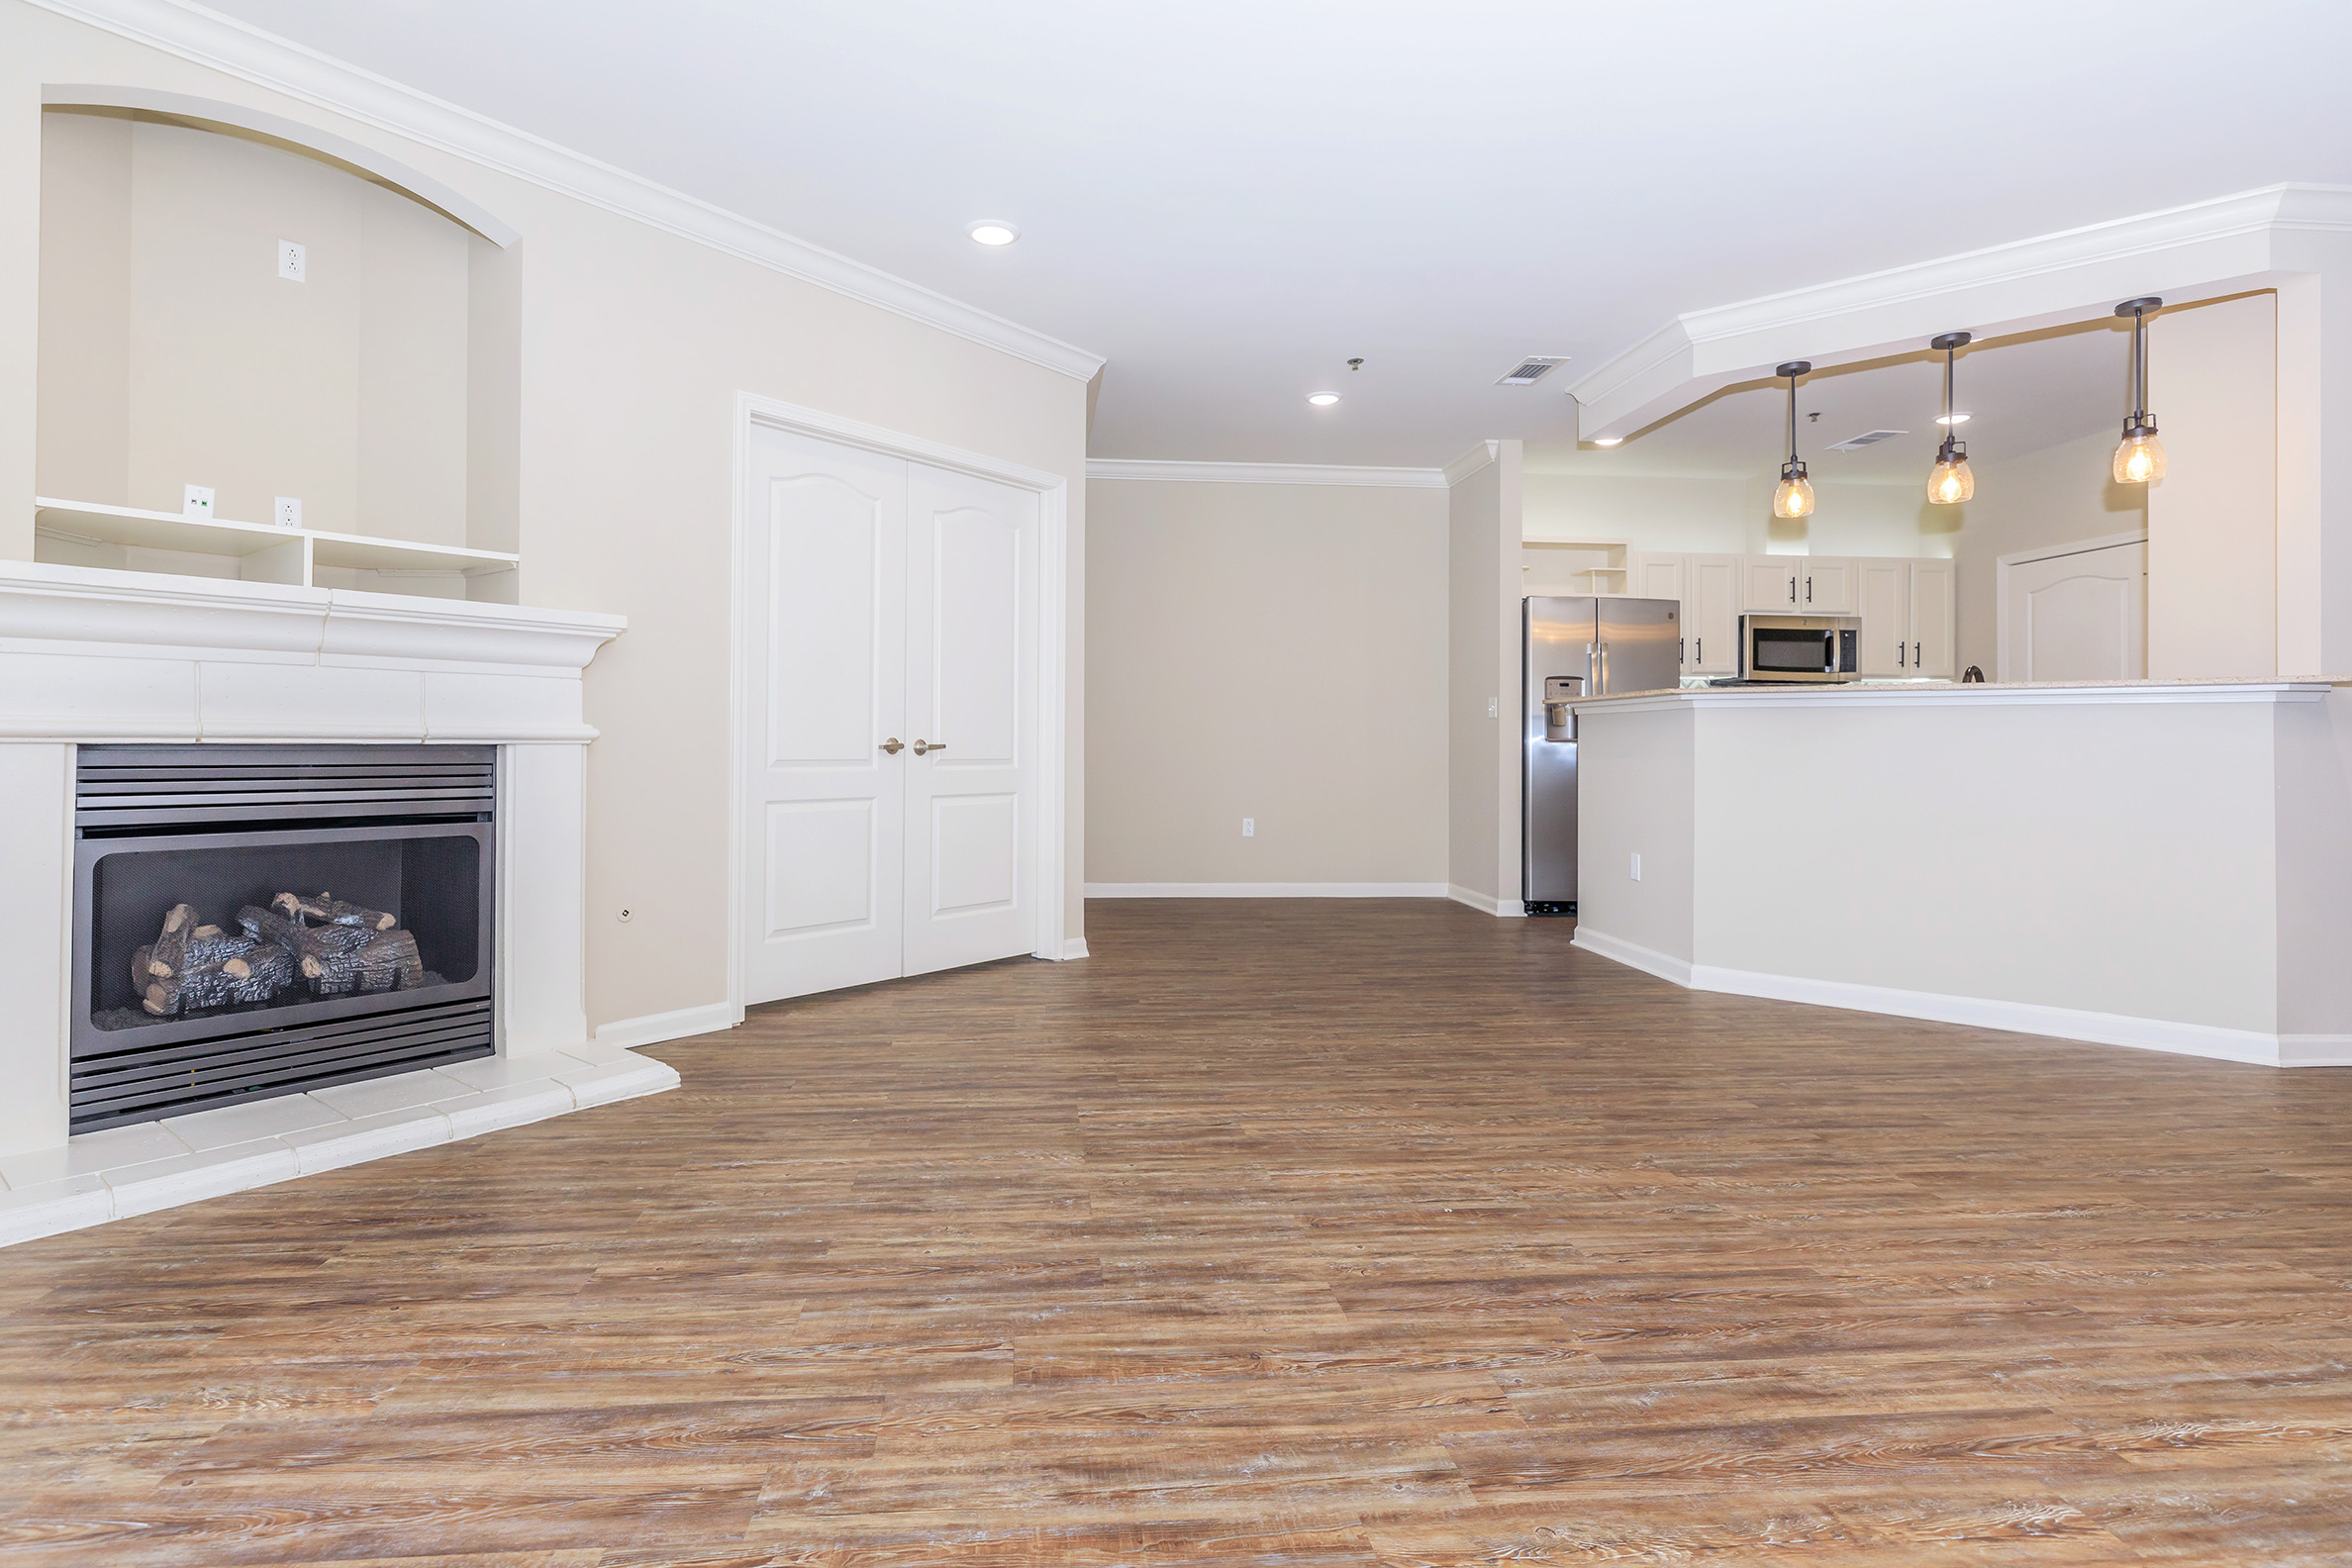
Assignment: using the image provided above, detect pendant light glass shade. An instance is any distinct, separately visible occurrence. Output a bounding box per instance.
[1772,361,1813,519]
[2113,431,2167,484]
[1927,455,1975,505]
[1926,332,1974,505]
[2111,298,2165,485]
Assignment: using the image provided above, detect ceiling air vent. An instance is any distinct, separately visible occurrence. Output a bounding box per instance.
[1824,429,1909,451]
[1497,356,1569,385]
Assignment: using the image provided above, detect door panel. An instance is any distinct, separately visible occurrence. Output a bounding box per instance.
[742,428,907,1003]
[902,463,1035,977]
[1743,556,1799,612]
[1857,560,1908,676]
[1801,557,1857,614]
[1910,559,1955,678]
[2006,541,2146,682]
[1686,555,1738,674]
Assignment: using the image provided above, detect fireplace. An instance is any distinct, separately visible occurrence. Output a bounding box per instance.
[70,744,498,1132]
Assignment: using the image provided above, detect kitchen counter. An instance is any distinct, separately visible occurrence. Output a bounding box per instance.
[1563,675,2352,1067]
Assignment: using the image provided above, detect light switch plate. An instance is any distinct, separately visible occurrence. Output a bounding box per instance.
[1487,697,1500,718]
[1630,852,1642,881]
[278,239,306,282]
[273,496,302,529]
[1241,818,1254,837]
[182,484,215,520]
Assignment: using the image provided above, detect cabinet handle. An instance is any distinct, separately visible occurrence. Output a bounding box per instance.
[1696,637,1702,664]
[1788,577,1797,604]
[1806,575,1813,603]
[1914,640,1921,667]
[1899,641,1907,668]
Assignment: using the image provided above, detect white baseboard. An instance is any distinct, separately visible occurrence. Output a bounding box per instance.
[1086,882,1445,898]
[2280,1034,2352,1067]
[592,1001,737,1050]
[1445,884,1527,917]
[1569,928,1692,986]
[1055,938,1091,960]
[1573,926,2345,1070]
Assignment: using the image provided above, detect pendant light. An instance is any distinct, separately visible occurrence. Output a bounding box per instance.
[1770,361,1814,519]
[1926,333,1974,505]
[2112,296,2167,484]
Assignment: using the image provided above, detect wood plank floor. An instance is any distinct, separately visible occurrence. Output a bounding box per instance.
[6,898,2352,1565]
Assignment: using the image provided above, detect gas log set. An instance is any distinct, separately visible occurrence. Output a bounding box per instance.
[133,893,430,1019]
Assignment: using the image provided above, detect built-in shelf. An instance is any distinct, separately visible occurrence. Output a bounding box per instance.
[1521,538,1629,597]
[33,499,518,591]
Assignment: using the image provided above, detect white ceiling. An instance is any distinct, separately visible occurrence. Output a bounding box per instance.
[194,0,2352,468]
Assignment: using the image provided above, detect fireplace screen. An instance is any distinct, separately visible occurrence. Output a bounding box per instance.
[70,745,497,1131]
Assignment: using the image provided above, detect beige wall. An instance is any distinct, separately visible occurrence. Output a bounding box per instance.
[2149,292,2279,678]
[2,4,1092,1031]
[1084,477,1447,887]
[1947,431,2146,677]
[38,111,471,539]
[1447,441,1521,906]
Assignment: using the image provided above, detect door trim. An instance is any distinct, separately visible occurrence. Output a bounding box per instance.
[1995,530,2148,682]
[727,392,1072,1026]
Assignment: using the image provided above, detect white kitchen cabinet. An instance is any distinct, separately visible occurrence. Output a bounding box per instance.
[1743,556,1802,613]
[1909,558,1955,677]
[1628,551,1684,604]
[1857,557,1954,676]
[1685,554,1738,675]
[1797,556,1857,614]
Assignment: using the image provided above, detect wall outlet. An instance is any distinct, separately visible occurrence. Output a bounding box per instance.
[1241,818,1254,837]
[182,484,215,520]
[1630,851,1642,881]
[273,496,302,529]
[1487,696,1500,718]
[278,239,306,282]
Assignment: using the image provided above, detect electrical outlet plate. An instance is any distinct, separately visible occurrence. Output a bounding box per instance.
[182,484,215,520]
[278,239,306,282]
[1487,697,1500,718]
[1630,852,1642,881]
[1241,818,1254,837]
[273,496,302,529]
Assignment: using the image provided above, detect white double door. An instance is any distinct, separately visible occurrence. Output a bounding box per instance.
[743,426,1036,1004]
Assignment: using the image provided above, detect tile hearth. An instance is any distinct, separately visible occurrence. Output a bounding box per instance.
[0,1042,676,1246]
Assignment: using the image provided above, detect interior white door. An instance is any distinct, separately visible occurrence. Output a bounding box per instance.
[743,427,908,1003]
[901,463,1037,977]
[2003,540,2147,682]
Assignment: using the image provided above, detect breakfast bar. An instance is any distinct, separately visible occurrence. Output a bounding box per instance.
[1566,678,2352,1066]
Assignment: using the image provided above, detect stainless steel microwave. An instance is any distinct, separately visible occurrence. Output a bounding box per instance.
[1741,614,1861,682]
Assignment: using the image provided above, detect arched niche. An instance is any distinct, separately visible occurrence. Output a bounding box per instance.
[35,87,521,601]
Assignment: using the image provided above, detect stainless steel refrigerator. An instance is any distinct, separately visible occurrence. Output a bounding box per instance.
[1522,595,1683,914]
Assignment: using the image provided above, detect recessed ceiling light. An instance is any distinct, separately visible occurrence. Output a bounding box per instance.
[966,220,1019,246]
[1592,437,1623,447]
[1307,392,1340,407]
[1936,412,1971,425]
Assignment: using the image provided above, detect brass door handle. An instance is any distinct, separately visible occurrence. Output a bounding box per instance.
[912,739,946,756]
[878,737,903,754]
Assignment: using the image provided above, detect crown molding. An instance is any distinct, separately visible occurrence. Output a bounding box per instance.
[23,0,1106,381]
[1085,459,1444,488]
[1442,441,1502,486]
[1568,183,2352,441]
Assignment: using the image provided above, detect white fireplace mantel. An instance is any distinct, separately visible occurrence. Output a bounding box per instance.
[0,561,671,1244]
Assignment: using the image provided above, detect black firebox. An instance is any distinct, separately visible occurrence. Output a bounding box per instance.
[69,745,497,1132]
